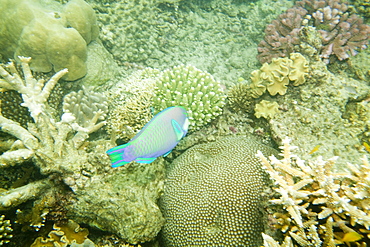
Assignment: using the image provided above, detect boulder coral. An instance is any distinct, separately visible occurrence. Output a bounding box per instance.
[160,135,278,247]
[0,0,99,81]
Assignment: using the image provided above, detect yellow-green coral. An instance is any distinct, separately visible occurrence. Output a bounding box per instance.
[153,64,226,130]
[254,100,279,119]
[0,215,12,246]
[0,0,98,81]
[160,135,278,247]
[30,219,92,247]
[250,53,309,97]
[258,137,370,246]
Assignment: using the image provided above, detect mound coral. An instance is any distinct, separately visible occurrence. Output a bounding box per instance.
[153,64,226,131]
[257,0,370,64]
[258,137,370,246]
[160,135,278,246]
[0,0,98,81]
[250,53,309,97]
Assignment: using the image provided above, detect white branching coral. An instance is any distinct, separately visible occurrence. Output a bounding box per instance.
[0,57,106,202]
[258,137,370,246]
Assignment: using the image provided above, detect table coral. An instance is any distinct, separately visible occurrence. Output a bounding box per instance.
[0,0,98,81]
[257,0,370,64]
[153,64,226,131]
[160,135,278,247]
[258,137,370,246]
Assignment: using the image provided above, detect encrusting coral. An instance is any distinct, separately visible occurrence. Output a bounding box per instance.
[254,100,280,120]
[160,135,278,247]
[153,64,226,131]
[250,53,309,97]
[257,137,370,246]
[30,219,94,247]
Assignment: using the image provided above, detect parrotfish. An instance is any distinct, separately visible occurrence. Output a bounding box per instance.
[106,106,189,168]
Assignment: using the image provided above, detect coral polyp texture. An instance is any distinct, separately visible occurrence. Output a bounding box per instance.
[258,137,370,246]
[257,0,370,64]
[0,0,98,81]
[153,64,226,131]
[0,215,13,246]
[160,135,278,247]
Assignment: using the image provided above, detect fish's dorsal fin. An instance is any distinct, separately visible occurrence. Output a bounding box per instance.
[172,119,185,141]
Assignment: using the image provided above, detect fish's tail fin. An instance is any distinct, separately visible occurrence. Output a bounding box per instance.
[106,144,131,168]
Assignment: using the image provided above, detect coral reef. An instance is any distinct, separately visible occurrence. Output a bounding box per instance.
[0,215,13,245]
[250,53,309,97]
[160,135,278,246]
[258,137,370,246]
[257,0,370,64]
[153,64,226,131]
[0,0,98,81]
[0,58,164,244]
[254,100,280,119]
[92,0,293,84]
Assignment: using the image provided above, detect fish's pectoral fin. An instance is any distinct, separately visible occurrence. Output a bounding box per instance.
[171,119,186,141]
[163,150,172,157]
[136,157,157,164]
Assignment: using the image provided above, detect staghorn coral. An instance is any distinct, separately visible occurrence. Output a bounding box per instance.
[153,64,226,131]
[0,58,164,244]
[258,137,370,246]
[254,100,280,119]
[257,0,370,64]
[250,53,309,97]
[0,0,98,81]
[0,215,13,246]
[160,135,278,247]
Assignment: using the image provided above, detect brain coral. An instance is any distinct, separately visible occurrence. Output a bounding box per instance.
[153,64,226,131]
[160,135,278,247]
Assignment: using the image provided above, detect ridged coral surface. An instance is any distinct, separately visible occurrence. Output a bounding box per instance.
[160,135,278,247]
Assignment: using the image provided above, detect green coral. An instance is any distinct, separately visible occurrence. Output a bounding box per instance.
[160,135,278,247]
[0,215,13,246]
[0,0,98,81]
[153,64,226,130]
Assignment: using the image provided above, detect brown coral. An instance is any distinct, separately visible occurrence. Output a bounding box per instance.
[257,0,370,64]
